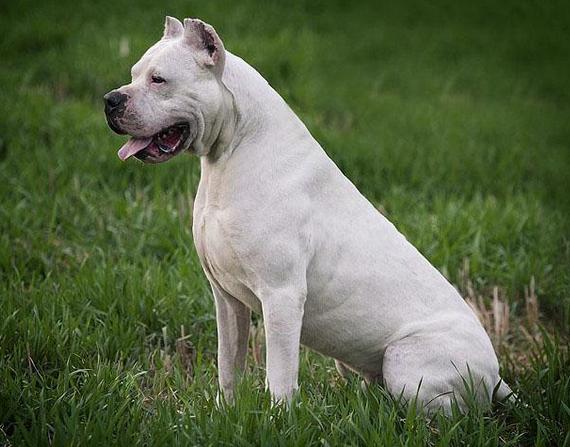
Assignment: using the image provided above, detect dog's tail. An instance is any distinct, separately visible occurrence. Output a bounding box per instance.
[493,378,516,403]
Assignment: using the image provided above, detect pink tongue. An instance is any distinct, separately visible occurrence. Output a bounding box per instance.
[117,137,153,161]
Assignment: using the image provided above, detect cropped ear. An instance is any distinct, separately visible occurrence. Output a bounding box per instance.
[183,18,225,76]
[163,16,183,39]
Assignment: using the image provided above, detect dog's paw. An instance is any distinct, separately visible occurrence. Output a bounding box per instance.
[215,389,235,408]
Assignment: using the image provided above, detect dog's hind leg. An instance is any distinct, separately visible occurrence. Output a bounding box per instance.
[382,340,459,414]
[381,334,497,415]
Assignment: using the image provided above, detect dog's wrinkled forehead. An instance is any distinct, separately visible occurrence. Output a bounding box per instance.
[130,17,226,82]
[130,40,188,81]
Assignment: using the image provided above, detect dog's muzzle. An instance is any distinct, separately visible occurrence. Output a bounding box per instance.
[104,90,128,134]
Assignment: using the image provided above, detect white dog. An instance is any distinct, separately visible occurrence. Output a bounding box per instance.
[104,16,512,413]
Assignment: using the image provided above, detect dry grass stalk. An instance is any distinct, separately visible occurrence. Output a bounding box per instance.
[492,286,510,342]
[465,287,510,346]
[459,258,542,352]
[149,325,196,380]
[524,276,539,328]
[175,325,196,378]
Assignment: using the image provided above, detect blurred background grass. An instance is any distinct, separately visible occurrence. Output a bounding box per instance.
[0,0,569,444]
[1,0,568,322]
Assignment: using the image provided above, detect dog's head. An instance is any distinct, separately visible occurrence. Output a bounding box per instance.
[104,17,226,163]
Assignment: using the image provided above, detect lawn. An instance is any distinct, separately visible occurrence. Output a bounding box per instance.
[1,0,569,445]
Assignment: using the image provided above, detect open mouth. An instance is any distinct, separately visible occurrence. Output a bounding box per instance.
[117,123,191,163]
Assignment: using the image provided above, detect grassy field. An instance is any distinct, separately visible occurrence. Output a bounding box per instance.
[1,0,569,445]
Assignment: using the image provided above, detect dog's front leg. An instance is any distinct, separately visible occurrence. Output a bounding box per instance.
[212,283,251,403]
[262,292,305,403]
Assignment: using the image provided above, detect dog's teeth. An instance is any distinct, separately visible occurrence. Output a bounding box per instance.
[158,144,174,154]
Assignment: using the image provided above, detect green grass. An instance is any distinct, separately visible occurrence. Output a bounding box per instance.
[1,0,569,445]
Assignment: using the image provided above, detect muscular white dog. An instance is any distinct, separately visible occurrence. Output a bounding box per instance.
[104,16,512,413]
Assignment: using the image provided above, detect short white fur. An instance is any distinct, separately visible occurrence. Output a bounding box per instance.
[113,16,512,413]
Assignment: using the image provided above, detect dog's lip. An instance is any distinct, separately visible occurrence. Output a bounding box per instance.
[107,118,128,135]
[117,122,190,161]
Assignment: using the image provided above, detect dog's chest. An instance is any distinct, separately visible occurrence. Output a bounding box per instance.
[193,206,233,276]
[193,204,262,312]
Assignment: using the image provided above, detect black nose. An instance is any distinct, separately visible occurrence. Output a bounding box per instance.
[104,91,127,112]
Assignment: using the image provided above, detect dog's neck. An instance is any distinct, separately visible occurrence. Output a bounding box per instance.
[194,82,236,159]
[200,51,300,164]
[194,50,325,210]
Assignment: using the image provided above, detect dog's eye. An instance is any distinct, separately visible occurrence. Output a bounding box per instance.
[151,75,166,84]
